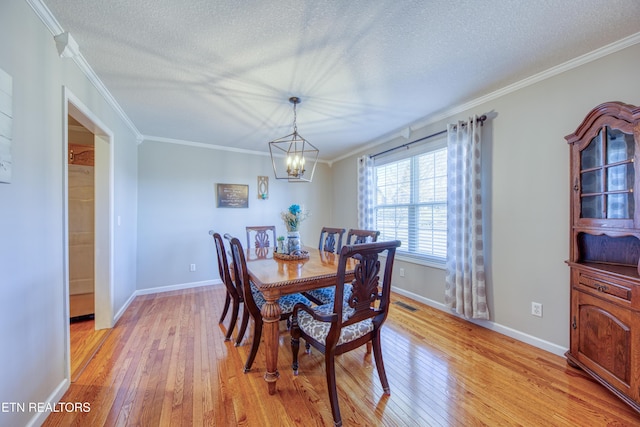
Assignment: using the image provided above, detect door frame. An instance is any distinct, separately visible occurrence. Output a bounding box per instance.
[62,87,115,381]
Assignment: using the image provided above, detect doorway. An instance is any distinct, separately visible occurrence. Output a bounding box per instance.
[64,91,114,381]
[68,116,95,320]
[67,116,112,381]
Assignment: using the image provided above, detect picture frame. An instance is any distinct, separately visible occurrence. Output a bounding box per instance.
[216,183,249,208]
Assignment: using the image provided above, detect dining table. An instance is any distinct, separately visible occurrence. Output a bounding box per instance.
[245,245,355,395]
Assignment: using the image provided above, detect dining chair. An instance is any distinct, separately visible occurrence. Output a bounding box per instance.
[210,230,243,341]
[345,228,380,245]
[318,227,346,253]
[227,235,313,373]
[245,225,276,249]
[291,240,401,427]
[304,227,347,305]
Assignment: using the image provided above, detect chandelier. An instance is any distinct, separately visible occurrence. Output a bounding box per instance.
[269,97,319,182]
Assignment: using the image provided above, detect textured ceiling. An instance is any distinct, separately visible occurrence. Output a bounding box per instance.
[42,0,640,160]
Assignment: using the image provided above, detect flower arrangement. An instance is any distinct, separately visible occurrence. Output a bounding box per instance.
[280,204,309,232]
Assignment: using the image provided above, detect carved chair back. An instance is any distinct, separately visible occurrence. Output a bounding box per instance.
[246,225,276,249]
[329,240,399,342]
[318,227,346,253]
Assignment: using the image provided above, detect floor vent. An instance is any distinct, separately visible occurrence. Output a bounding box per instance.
[394,301,417,312]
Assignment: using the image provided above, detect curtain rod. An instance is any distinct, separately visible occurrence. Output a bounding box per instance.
[370,114,487,159]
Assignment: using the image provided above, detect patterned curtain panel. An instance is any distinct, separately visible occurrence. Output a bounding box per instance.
[445,118,490,319]
[357,155,375,230]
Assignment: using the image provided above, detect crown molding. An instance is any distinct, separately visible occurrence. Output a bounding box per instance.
[26,0,63,34]
[333,31,640,164]
[141,135,332,165]
[27,0,142,141]
[142,135,272,156]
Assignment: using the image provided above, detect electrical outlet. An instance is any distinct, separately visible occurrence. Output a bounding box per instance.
[531,302,543,317]
[190,263,196,272]
[399,268,405,277]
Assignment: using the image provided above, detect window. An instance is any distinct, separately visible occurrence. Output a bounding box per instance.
[374,140,447,263]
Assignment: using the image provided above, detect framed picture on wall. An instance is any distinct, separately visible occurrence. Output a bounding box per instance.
[216,183,249,208]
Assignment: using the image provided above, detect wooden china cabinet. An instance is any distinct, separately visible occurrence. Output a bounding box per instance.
[564,101,640,412]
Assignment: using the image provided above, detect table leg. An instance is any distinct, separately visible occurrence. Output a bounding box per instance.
[261,297,281,395]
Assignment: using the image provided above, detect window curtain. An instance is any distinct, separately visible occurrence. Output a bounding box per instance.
[357,155,375,230]
[445,118,489,319]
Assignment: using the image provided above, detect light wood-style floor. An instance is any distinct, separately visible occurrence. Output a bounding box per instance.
[45,285,640,426]
[70,318,111,382]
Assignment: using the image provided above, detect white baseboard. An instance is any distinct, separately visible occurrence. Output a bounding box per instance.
[392,287,568,357]
[113,280,223,325]
[135,279,222,296]
[113,291,137,324]
[25,378,69,427]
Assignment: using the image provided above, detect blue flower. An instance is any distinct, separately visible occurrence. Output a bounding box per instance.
[289,204,301,215]
[281,204,309,232]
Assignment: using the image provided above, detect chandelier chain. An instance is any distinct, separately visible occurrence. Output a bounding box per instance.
[292,101,298,134]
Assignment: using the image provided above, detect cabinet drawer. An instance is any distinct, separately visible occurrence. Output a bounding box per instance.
[577,273,632,302]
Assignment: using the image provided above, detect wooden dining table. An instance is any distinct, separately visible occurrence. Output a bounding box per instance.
[245,245,355,395]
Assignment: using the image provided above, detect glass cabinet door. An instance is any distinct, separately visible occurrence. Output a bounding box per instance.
[580,126,635,220]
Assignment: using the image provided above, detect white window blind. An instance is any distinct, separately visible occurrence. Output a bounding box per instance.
[374,140,447,263]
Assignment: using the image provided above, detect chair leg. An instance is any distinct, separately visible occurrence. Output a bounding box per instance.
[291,318,300,375]
[244,320,262,373]
[235,308,249,346]
[325,350,342,427]
[219,292,231,324]
[371,333,390,394]
[225,298,240,341]
[365,342,372,354]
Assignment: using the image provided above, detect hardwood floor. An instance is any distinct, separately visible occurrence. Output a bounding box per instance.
[44,285,640,426]
[69,318,111,382]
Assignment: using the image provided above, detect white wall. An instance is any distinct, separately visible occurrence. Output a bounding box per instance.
[332,41,640,352]
[0,1,139,426]
[136,141,334,290]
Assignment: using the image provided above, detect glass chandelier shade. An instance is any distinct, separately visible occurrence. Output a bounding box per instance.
[269,97,319,183]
